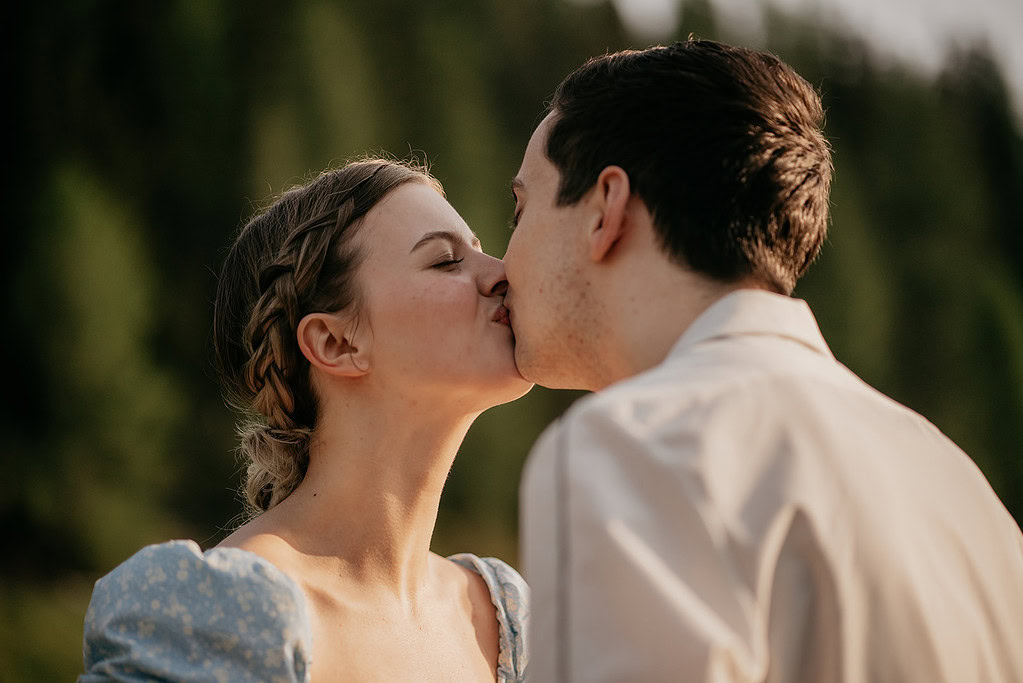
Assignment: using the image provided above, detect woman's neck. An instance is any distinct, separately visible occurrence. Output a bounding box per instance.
[265,394,478,604]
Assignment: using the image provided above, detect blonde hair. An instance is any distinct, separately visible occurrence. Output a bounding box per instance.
[212,159,443,515]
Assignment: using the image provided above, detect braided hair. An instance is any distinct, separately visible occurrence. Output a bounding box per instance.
[213,159,443,515]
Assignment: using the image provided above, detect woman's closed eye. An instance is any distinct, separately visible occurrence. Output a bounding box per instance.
[432,254,465,269]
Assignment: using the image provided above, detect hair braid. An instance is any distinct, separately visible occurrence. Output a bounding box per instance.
[238,199,358,511]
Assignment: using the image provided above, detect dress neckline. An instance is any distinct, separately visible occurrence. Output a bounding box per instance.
[201,543,517,681]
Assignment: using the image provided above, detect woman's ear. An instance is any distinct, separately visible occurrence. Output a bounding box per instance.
[297,312,370,378]
[588,165,632,263]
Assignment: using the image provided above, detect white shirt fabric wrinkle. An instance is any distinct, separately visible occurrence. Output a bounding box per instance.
[520,289,1023,683]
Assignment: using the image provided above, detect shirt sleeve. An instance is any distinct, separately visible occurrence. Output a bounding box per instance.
[79,540,312,683]
[520,395,822,683]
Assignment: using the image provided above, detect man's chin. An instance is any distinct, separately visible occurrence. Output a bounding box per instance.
[513,343,589,391]
[511,343,537,383]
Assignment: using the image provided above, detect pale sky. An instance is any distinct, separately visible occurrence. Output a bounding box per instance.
[570,0,1023,129]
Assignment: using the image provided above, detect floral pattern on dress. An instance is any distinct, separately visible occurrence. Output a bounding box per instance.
[450,553,530,682]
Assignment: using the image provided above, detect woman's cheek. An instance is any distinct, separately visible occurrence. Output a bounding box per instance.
[398,285,468,336]
[369,275,479,352]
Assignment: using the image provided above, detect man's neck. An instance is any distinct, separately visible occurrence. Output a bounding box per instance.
[592,270,757,390]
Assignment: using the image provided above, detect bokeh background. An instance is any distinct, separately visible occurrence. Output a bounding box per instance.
[6,0,1022,679]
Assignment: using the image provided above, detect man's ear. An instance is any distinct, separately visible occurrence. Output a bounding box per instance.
[588,165,632,263]
[297,312,370,378]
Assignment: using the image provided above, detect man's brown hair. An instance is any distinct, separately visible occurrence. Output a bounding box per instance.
[547,38,832,294]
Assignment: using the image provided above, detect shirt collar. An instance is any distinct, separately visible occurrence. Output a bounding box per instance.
[669,288,834,360]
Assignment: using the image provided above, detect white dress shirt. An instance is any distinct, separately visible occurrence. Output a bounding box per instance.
[520,289,1023,683]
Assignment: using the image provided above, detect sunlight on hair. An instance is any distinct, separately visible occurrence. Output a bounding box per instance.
[567,0,1023,126]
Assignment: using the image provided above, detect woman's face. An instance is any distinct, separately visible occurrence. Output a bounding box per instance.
[353,182,532,409]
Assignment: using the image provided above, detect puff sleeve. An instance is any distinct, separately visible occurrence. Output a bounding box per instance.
[448,553,530,682]
[80,540,312,683]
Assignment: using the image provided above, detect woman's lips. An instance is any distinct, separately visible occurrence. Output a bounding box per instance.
[492,305,511,326]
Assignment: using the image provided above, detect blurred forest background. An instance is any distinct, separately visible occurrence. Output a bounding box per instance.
[5,0,1022,679]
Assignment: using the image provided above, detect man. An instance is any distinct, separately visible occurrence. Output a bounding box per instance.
[504,39,1023,682]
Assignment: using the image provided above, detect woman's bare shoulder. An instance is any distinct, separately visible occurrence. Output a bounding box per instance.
[434,552,494,605]
[216,517,308,579]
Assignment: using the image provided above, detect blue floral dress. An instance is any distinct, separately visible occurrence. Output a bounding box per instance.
[79,540,529,682]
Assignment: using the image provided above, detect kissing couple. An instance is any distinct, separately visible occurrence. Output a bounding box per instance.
[80,39,1023,683]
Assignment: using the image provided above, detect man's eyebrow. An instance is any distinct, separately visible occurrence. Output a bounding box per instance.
[409,230,482,254]
[510,178,525,199]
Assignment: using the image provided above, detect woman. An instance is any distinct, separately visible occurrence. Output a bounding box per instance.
[80,159,531,682]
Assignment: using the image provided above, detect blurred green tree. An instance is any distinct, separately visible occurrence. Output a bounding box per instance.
[5,0,1021,679]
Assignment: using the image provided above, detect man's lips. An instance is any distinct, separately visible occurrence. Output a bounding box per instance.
[492,304,511,326]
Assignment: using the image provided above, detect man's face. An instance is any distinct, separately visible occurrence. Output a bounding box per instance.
[503,113,601,390]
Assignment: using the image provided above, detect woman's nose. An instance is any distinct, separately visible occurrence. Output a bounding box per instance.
[479,255,509,297]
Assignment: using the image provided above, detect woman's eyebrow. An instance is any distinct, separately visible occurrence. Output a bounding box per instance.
[409,230,482,254]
